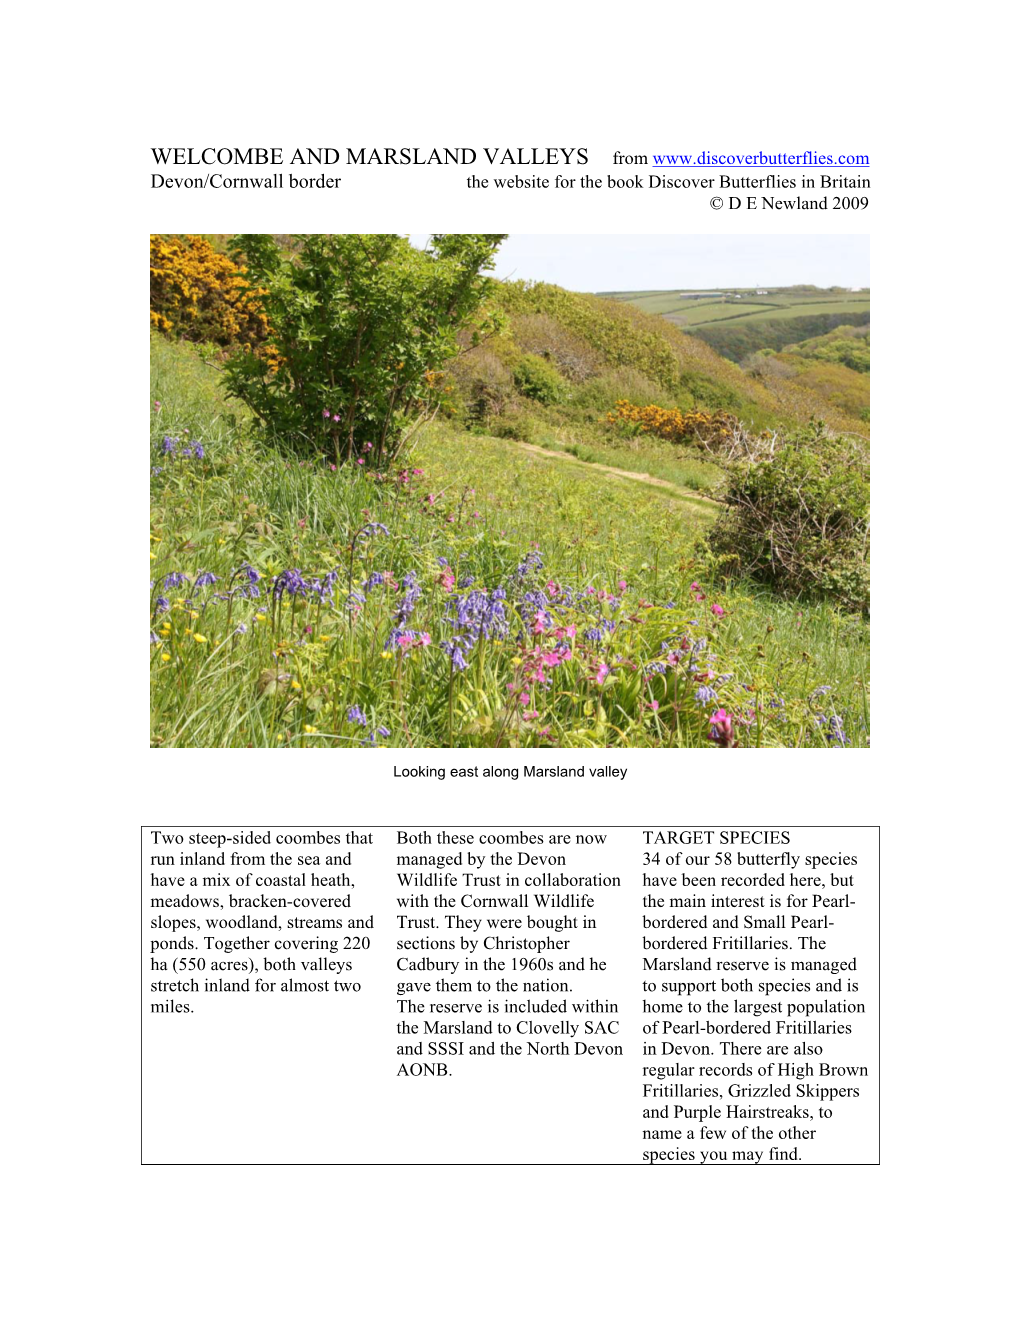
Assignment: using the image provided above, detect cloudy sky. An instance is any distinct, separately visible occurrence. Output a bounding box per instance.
[412,234,869,291]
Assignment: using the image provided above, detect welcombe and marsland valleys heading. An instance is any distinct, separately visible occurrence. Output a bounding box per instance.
[150,146,589,166]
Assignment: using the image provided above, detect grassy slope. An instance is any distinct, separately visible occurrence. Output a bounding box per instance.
[150,336,869,748]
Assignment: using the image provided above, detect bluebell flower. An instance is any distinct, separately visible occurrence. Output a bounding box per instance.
[155,596,170,613]
[163,571,188,589]
[356,522,389,540]
[194,572,218,588]
[818,714,847,746]
[273,569,308,599]
[347,706,367,727]
[694,685,718,707]
[441,640,469,672]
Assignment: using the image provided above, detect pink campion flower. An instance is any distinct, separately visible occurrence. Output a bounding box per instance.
[446,515,454,523]
[520,691,530,706]
[472,512,482,519]
[522,709,540,720]
[439,571,455,591]
[649,700,659,712]
[708,709,736,748]
[427,493,439,505]
[304,624,313,634]
[417,632,431,648]
[357,458,365,465]
[595,663,610,685]
[364,442,372,450]
[298,518,307,529]
[546,581,560,597]
[322,409,330,419]
[710,603,725,617]
[397,633,414,650]
[333,413,341,423]
[329,464,337,471]
[532,611,550,635]
[618,579,627,591]
[154,401,162,412]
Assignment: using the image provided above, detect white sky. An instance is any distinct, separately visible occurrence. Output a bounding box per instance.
[411,234,869,291]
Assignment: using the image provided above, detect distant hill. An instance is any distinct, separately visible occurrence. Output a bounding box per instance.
[599,286,870,364]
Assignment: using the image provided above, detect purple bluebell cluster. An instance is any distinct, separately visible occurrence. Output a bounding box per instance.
[159,436,205,460]
[816,713,847,746]
[440,585,509,672]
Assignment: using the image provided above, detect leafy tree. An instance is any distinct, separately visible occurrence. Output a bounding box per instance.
[223,233,506,466]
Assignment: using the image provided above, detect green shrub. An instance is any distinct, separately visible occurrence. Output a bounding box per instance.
[222,233,505,466]
[512,353,568,404]
[710,431,869,613]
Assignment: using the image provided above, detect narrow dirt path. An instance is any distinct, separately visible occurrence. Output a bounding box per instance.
[515,442,724,505]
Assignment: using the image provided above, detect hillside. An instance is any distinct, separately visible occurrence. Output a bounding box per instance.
[472,280,869,441]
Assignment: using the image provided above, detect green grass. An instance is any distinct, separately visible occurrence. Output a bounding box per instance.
[150,335,869,748]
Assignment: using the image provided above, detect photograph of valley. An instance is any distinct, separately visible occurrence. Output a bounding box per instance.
[150,234,869,748]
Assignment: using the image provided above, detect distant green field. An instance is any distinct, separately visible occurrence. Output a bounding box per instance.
[602,288,869,325]
[599,288,871,362]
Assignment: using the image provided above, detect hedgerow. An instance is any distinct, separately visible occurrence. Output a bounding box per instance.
[709,429,870,614]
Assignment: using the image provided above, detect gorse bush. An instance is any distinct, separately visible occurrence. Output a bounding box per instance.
[605,400,737,447]
[709,429,870,614]
[149,235,271,348]
[222,233,506,468]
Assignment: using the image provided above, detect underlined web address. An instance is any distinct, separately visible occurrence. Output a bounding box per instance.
[650,152,870,167]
